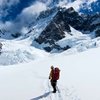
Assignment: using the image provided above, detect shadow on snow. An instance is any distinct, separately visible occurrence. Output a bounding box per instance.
[30,91,52,100]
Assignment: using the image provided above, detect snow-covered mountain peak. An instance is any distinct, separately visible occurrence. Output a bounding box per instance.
[0,0,100,65]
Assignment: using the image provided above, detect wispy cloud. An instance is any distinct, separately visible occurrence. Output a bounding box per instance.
[14,1,47,33]
[0,1,47,34]
[22,1,47,16]
[0,0,20,20]
[0,0,20,6]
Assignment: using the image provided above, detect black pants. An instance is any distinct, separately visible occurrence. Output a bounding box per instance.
[50,80,57,92]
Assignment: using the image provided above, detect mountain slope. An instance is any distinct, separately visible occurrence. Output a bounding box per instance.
[0,34,100,65]
[32,7,100,52]
[0,0,100,65]
[0,46,100,100]
[0,38,49,65]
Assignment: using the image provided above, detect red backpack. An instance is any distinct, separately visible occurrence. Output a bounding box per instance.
[53,67,60,80]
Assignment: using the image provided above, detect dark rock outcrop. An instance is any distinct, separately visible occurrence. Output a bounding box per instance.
[34,7,100,52]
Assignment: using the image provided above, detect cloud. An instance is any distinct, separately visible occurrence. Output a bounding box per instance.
[0,0,20,33]
[0,0,20,20]
[22,1,47,15]
[0,21,14,33]
[18,1,47,24]
[0,1,47,34]
[0,0,20,6]
[13,1,47,32]
[37,0,53,5]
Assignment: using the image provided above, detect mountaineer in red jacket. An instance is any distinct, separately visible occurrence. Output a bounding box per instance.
[49,66,60,93]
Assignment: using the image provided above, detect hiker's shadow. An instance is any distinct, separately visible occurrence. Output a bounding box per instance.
[30,91,52,100]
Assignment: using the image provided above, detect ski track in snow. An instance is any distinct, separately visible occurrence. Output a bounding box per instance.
[31,78,80,100]
[0,45,100,100]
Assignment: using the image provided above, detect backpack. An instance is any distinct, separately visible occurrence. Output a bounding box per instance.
[53,67,60,80]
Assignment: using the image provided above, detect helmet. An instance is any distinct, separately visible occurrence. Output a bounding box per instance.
[51,66,54,69]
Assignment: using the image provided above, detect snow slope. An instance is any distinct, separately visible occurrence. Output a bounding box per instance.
[0,38,49,65]
[0,33,100,65]
[0,46,100,100]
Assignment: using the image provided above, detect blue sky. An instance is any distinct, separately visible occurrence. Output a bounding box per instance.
[1,0,36,21]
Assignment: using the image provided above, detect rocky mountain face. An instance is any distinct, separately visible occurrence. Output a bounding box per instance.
[35,7,82,44]
[0,1,99,52]
[34,7,100,52]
